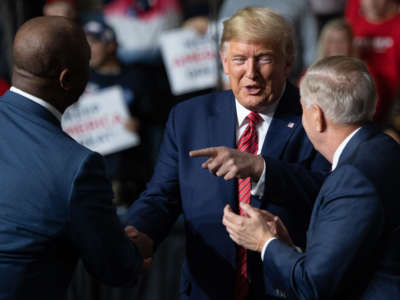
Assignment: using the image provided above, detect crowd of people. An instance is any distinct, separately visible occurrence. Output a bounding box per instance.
[0,1,399,300]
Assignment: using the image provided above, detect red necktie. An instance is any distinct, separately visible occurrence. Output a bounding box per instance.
[234,112,262,300]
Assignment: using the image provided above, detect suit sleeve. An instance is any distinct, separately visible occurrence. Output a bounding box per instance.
[67,152,143,286]
[263,165,384,299]
[125,106,182,246]
[264,149,329,209]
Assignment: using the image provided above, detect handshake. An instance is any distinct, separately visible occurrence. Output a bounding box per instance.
[123,201,297,274]
[124,226,154,272]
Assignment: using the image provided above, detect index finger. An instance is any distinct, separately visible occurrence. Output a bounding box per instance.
[189,147,218,158]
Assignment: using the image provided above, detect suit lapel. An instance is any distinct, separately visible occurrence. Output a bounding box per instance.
[252,83,301,209]
[207,90,238,210]
[261,82,301,159]
[207,90,237,149]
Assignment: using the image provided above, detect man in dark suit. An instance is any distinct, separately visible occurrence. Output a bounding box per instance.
[126,7,330,300]
[223,56,400,299]
[0,16,149,300]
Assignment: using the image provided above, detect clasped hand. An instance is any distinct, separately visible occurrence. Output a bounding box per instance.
[124,226,154,272]
[189,146,264,181]
[222,203,294,252]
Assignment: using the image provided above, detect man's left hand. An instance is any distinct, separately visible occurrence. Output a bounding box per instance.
[222,203,274,252]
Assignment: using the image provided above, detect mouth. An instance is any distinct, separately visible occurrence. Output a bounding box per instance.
[244,85,262,95]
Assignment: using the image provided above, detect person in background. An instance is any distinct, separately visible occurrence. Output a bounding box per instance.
[83,19,153,208]
[125,7,329,300]
[316,18,355,60]
[309,0,346,31]
[346,0,400,125]
[43,0,78,21]
[0,16,150,300]
[223,55,400,300]
[103,0,182,64]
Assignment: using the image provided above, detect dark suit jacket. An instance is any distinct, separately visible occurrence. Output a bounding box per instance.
[126,82,330,299]
[264,124,400,299]
[0,91,143,300]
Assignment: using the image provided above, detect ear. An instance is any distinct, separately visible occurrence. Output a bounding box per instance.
[311,104,326,132]
[59,68,72,91]
[220,50,229,75]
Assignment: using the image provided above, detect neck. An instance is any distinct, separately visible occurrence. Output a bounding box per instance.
[319,122,361,164]
[12,73,67,113]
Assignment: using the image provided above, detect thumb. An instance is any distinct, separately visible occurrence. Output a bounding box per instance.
[240,202,257,218]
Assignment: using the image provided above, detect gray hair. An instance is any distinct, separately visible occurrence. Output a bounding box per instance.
[300,56,377,125]
[220,7,295,65]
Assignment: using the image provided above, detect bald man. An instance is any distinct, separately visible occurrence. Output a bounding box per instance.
[0,16,147,300]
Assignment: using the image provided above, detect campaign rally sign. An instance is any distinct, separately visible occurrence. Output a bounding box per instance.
[62,86,140,155]
[160,27,218,95]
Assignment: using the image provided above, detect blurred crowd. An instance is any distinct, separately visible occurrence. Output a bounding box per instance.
[0,0,399,204]
[0,0,399,299]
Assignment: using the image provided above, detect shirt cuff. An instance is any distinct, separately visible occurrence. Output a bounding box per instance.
[252,158,266,197]
[261,237,276,261]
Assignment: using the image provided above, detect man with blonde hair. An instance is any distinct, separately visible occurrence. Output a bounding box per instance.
[126,7,329,300]
[223,56,400,299]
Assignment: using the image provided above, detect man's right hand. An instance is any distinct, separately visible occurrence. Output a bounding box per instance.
[189,146,264,181]
[258,209,294,248]
[124,225,154,259]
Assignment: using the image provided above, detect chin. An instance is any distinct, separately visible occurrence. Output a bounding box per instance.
[245,95,271,109]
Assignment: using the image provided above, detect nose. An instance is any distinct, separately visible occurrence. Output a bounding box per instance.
[245,58,258,80]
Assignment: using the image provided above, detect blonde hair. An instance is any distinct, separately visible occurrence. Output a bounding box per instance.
[300,56,377,125]
[220,7,295,64]
[317,18,354,60]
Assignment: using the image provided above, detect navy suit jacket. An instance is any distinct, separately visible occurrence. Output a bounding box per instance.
[0,91,143,300]
[264,124,400,299]
[126,82,330,299]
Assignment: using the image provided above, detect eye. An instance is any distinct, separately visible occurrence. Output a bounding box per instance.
[232,56,246,64]
[258,55,273,64]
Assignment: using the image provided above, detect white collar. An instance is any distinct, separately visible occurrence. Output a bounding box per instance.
[10,86,62,122]
[235,82,285,127]
[331,127,362,171]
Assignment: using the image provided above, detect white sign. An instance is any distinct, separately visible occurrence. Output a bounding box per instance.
[62,86,140,155]
[160,28,218,95]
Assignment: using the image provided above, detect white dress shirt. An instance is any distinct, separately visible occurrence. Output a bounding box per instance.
[331,127,361,171]
[10,86,62,122]
[235,99,280,197]
[261,126,362,260]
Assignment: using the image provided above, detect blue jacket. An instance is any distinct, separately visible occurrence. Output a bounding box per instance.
[264,124,400,299]
[126,82,330,299]
[0,91,143,300]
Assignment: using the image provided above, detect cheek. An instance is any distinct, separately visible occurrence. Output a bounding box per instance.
[228,66,245,84]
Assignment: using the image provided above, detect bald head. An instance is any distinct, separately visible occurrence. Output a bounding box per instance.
[12,16,90,110]
[14,16,87,78]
